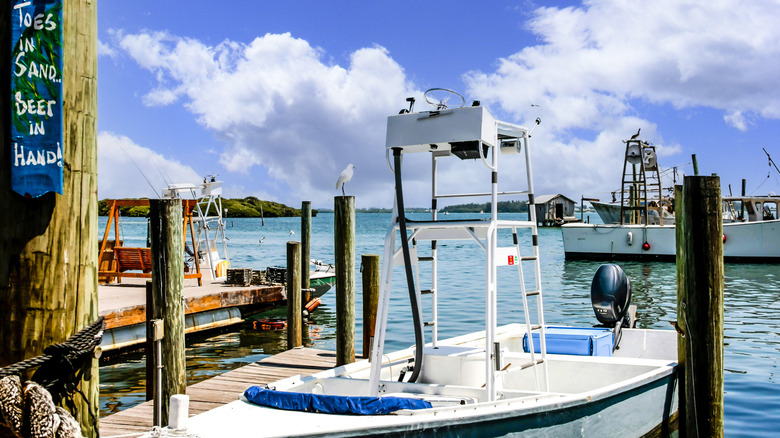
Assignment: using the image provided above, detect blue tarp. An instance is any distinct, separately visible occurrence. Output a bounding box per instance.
[243,386,432,415]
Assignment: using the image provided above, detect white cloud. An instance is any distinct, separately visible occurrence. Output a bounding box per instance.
[469,1,780,124]
[112,31,419,207]
[97,40,116,58]
[98,132,203,199]
[724,111,749,131]
[464,0,780,198]
[102,1,780,206]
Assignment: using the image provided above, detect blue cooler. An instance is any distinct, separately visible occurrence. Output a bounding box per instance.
[522,326,614,357]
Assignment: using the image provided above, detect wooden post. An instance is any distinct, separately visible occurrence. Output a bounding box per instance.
[286,241,303,349]
[301,201,312,302]
[361,255,380,359]
[741,178,747,220]
[145,281,154,401]
[0,1,99,435]
[149,199,186,426]
[676,176,724,437]
[334,196,356,366]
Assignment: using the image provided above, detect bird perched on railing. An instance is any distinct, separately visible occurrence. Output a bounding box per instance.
[336,164,355,196]
[630,128,641,140]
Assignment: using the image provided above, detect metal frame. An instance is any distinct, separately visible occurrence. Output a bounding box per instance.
[369,107,549,401]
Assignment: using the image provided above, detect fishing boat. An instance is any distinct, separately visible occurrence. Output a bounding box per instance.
[170,91,677,437]
[562,135,780,262]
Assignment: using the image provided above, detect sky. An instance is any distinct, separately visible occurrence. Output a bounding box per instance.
[97,0,780,209]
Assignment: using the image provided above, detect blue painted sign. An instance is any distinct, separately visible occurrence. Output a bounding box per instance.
[10,0,64,197]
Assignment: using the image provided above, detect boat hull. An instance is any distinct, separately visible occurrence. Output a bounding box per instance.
[310,271,335,297]
[180,326,678,438]
[562,220,780,262]
[185,372,676,437]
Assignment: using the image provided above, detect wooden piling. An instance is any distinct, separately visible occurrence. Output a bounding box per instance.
[362,255,380,359]
[145,281,154,401]
[287,241,303,349]
[676,176,724,437]
[301,201,312,302]
[0,1,99,435]
[334,196,356,366]
[149,199,187,426]
[741,178,747,220]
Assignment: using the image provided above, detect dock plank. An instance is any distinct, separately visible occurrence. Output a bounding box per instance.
[100,348,336,437]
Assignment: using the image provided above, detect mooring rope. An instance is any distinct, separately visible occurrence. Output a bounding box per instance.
[0,316,105,434]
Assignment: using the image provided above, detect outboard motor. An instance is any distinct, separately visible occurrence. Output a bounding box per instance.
[591,264,632,350]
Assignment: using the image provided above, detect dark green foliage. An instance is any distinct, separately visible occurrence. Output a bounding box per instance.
[98,198,315,218]
[97,199,150,217]
[441,200,528,213]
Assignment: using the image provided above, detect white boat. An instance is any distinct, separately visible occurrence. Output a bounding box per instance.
[563,135,780,262]
[163,178,337,290]
[169,92,678,437]
[163,176,232,281]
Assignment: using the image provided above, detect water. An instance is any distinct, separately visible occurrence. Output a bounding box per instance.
[98,213,780,436]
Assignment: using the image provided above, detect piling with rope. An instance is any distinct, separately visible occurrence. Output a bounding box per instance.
[0,1,100,435]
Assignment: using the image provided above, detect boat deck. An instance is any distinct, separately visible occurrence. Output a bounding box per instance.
[99,347,336,437]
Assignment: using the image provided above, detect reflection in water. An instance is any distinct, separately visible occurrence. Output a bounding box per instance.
[99,215,780,437]
[560,260,678,329]
[99,304,337,417]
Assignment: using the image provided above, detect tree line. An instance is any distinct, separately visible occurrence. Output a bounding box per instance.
[98,197,315,218]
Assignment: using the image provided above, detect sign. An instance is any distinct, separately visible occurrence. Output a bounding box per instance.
[10,0,64,197]
[495,247,519,266]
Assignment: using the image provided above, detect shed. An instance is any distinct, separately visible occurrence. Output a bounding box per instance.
[535,194,578,226]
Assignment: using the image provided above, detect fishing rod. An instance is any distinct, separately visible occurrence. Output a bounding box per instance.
[119,143,159,197]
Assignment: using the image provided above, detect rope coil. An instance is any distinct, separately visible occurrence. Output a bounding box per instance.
[0,317,105,436]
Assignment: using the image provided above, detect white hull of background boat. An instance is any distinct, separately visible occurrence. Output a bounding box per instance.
[180,325,677,438]
[562,219,780,262]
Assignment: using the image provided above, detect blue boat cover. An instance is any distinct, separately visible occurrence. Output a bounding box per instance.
[243,386,432,415]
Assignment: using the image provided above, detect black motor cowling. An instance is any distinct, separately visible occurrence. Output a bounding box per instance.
[590,264,632,327]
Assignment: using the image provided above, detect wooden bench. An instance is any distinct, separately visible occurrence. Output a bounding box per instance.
[101,246,203,286]
[114,247,153,274]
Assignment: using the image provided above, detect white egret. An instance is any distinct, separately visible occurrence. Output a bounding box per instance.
[335,164,355,196]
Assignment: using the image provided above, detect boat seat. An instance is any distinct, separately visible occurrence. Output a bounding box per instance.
[114,247,153,273]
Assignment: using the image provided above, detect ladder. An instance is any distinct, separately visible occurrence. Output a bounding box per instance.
[369,105,549,400]
[619,139,664,225]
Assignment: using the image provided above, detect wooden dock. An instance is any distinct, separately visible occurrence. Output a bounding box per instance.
[99,277,285,329]
[99,277,286,350]
[100,347,337,437]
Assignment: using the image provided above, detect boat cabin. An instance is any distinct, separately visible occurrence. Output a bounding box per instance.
[723,196,780,222]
